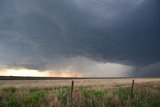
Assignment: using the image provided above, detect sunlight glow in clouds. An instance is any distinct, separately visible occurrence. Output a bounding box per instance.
[0,68,81,77]
[0,57,134,77]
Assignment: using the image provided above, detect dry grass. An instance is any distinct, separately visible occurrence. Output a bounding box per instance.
[0,78,160,89]
[0,78,160,107]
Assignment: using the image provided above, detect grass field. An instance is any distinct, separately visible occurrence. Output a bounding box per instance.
[0,78,160,107]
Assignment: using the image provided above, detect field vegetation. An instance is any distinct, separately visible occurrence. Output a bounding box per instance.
[0,79,160,107]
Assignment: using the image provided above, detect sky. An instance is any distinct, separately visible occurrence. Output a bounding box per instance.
[0,0,160,77]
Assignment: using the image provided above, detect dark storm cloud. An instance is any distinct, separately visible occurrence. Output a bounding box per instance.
[0,0,160,76]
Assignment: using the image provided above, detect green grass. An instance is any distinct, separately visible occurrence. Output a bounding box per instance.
[24,89,45,104]
[115,86,131,100]
[57,86,70,105]
[83,89,107,98]
[0,82,160,107]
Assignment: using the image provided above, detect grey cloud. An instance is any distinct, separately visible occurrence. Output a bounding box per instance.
[134,61,160,76]
[0,0,160,76]
[44,56,134,77]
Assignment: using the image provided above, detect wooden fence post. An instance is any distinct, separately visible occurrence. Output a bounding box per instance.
[131,79,134,98]
[70,81,74,102]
